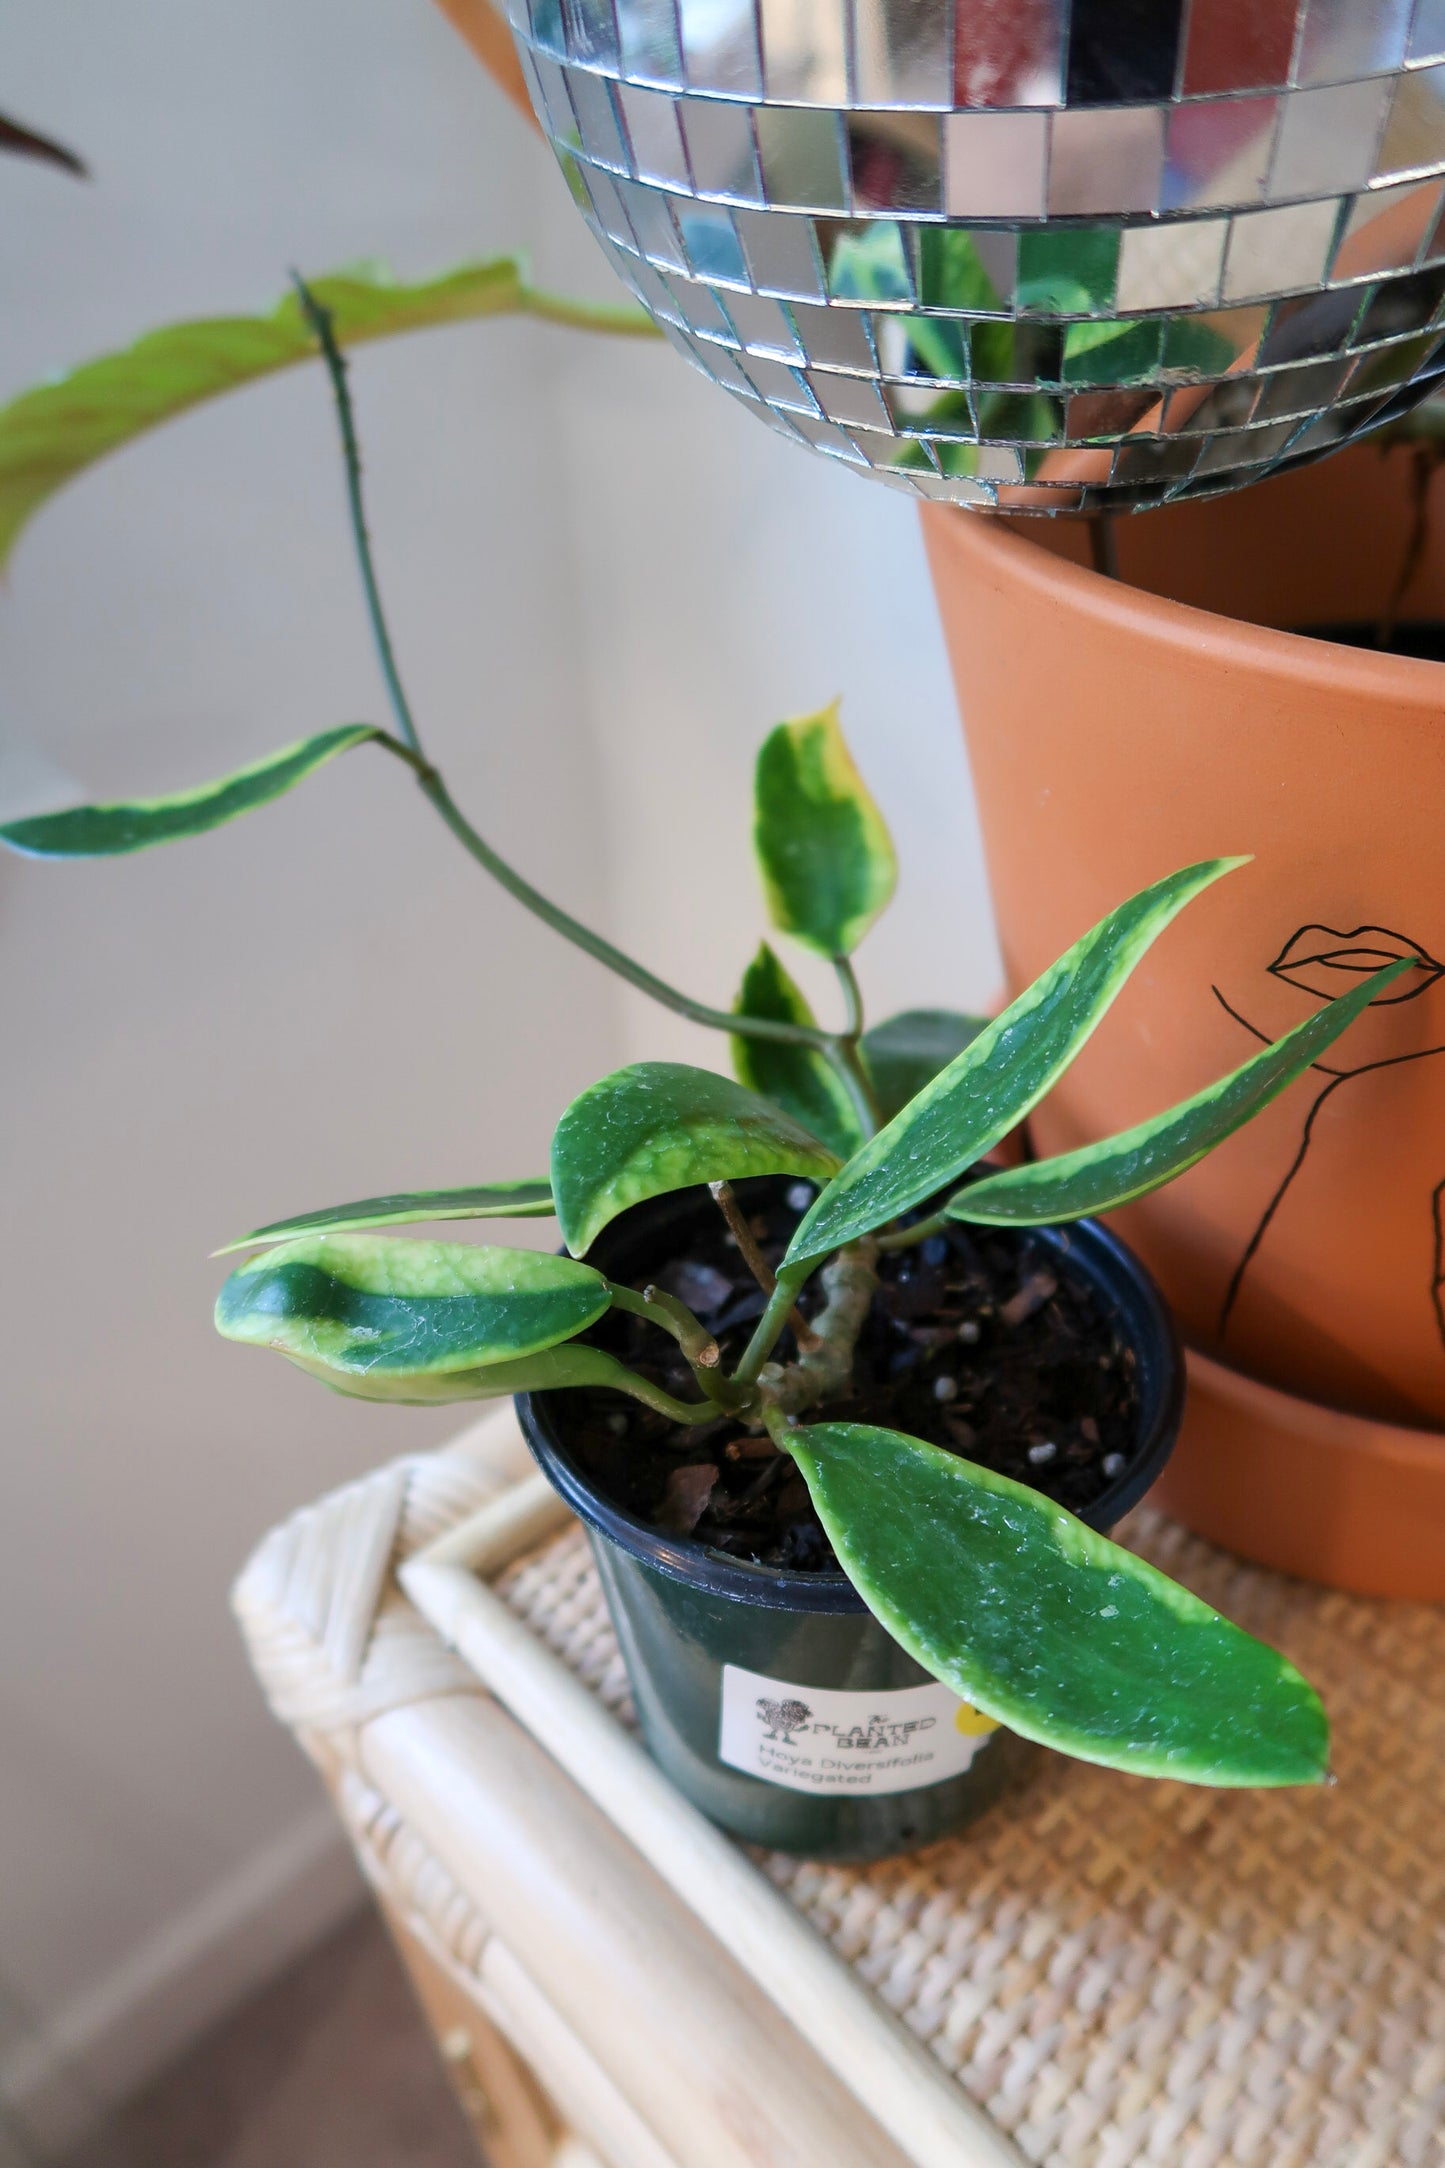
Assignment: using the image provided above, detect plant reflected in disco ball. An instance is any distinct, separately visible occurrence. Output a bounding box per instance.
[509,0,1445,511]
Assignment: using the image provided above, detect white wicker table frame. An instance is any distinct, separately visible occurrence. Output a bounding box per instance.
[234,1406,1445,2168]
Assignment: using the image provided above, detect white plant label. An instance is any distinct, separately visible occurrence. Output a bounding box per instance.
[718,1661,1000,1796]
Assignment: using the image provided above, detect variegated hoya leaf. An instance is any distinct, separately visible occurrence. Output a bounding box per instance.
[0,259,655,570]
[789,1421,1329,1786]
[0,727,383,858]
[784,858,1245,1268]
[952,955,1411,1227]
[753,701,897,957]
[860,1008,987,1123]
[230,1342,679,1409]
[551,1061,841,1256]
[215,1234,609,1388]
[730,943,865,1160]
[215,1180,554,1255]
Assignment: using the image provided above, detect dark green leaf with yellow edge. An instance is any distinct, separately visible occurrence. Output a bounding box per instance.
[860,1008,987,1123]
[730,944,864,1160]
[788,1422,1328,1785]
[248,1341,684,1408]
[215,1233,608,1392]
[214,1180,554,1255]
[551,1062,841,1257]
[753,701,897,957]
[952,956,1411,1227]
[0,727,382,858]
[0,258,656,571]
[784,858,1245,1269]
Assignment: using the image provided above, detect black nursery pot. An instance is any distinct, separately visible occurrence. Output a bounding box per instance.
[517,1183,1183,1863]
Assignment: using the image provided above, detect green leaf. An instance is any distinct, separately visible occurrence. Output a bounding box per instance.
[214,1180,555,1256]
[789,1422,1328,1786]
[951,956,1413,1228]
[0,726,382,858]
[785,858,1246,1268]
[860,1009,988,1123]
[254,1340,659,1408]
[215,1233,609,1391]
[753,701,897,958]
[551,1061,841,1257]
[730,944,864,1160]
[0,258,656,571]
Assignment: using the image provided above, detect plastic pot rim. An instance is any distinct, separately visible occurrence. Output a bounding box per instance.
[517,1199,1184,1615]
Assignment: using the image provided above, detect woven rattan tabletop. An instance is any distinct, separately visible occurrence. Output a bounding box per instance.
[496,1503,1445,2168]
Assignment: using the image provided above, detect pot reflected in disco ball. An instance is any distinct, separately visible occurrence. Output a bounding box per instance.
[509,0,1445,511]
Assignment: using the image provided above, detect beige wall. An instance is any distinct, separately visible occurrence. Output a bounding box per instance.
[0,0,618,2138]
[543,322,1002,1066]
[1,0,997,2139]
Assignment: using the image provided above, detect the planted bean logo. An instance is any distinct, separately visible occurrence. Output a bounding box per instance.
[719,1663,999,1797]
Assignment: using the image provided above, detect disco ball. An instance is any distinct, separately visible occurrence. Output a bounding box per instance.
[508,0,1445,511]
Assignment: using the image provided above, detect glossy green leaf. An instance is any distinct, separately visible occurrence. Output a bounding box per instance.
[753,701,897,957]
[247,1341,662,1408]
[789,1422,1328,1785]
[0,726,382,858]
[215,1234,609,1390]
[860,1009,988,1123]
[784,858,1245,1267]
[214,1180,555,1256]
[0,258,656,571]
[951,956,1412,1228]
[551,1061,841,1257]
[730,944,864,1160]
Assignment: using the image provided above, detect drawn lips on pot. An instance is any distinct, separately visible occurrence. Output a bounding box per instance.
[1266,926,1443,1006]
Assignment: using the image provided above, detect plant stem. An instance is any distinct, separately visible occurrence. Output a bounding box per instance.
[292,276,424,758]
[833,955,864,1037]
[708,1182,820,1350]
[415,766,832,1047]
[828,1039,881,1138]
[761,1403,796,1455]
[875,1208,949,1252]
[607,1280,715,1358]
[828,957,881,1136]
[295,272,837,1058]
[604,1369,727,1425]
[708,1179,774,1290]
[763,1238,878,1415]
[732,1265,809,1385]
[606,1282,749,1410]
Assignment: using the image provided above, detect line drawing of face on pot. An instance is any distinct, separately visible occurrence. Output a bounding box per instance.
[1212,921,1445,1346]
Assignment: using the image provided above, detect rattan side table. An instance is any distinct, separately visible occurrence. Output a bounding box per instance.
[234,1408,1445,2168]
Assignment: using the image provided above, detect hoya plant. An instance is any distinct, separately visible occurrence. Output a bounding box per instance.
[2,280,1409,1792]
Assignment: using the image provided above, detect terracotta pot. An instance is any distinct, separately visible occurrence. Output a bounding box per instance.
[921,441,1445,1593]
[1164,1350,1445,1601]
